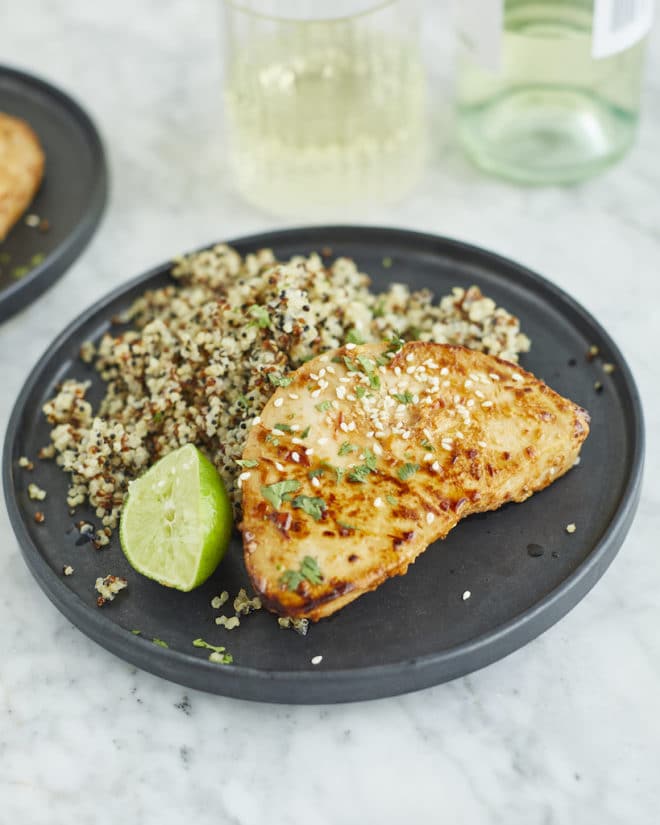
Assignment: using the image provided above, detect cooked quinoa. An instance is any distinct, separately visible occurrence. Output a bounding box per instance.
[42,244,530,531]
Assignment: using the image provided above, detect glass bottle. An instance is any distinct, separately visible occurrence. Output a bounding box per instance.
[455,0,653,184]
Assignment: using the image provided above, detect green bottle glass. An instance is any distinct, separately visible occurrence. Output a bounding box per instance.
[456,0,653,184]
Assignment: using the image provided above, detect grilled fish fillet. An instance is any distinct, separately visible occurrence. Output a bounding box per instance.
[240,342,590,620]
[0,112,45,241]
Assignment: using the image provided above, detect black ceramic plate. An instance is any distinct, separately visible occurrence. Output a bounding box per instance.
[0,65,107,321]
[3,227,644,704]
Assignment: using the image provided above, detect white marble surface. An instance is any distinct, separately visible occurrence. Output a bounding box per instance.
[1,2,659,823]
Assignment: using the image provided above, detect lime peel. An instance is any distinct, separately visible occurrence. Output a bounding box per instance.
[119,444,232,591]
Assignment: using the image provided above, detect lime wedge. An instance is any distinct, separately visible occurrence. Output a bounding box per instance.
[119,444,232,591]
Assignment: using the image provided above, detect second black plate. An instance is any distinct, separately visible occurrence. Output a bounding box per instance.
[3,227,644,703]
[0,65,107,321]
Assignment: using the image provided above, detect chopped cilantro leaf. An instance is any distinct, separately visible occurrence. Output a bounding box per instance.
[348,464,373,483]
[386,495,398,506]
[291,495,326,521]
[345,329,365,345]
[393,391,414,404]
[397,463,420,482]
[357,355,374,373]
[363,447,377,471]
[248,305,271,329]
[420,439,435,451]
[261,479,301,510]
[338,441,357,456]
[236,459,258,468]
[308,467,325,479]
[355,386,367,399]
[152,638,169,648]
[343,356,359,372]
[280,555,323,590]
[273,422,292,432]
[300,426,310,438]
[337,521,358,532]
[386,331,405,353]
[268,373,293,387]
[193,638,232,664]
[315,400,332,413]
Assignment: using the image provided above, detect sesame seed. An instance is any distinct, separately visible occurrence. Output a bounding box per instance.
[291,437,303,445]
[336,386,346,400]
[423,453,433,463]
[466,399,475,408]
[317,437,328,445]
[340,422,349,433]
[478,440,487,448]
[566,523,576,534]
[481,400,494,408]
[274,397,283,408]
[512,373,523,382]
[431,461,441,472]
[288,393,299,400]
[440,367,449,376]
[475,390,485,399]
[311,389,321,398]
[462,590,471,601]
[272,429,285,436]
[372,442,383,455]
[275,462,285,471]
[464,380,473,389]
[406,354,414,363]
[573,456,581,466]
[345,343,356,350]
[305,448,314,456]
[603,363,615,374]
[489,373,500,381]
[347,421,356,431]
[319,368,326,377]
[291,452,300,463]
[238,471,251,482]
[374,497,384,508]
[311,655,323,665]
[311,476,321,488]
[310,373,319,380]
[426,512,435,524]
[252,416,261,426]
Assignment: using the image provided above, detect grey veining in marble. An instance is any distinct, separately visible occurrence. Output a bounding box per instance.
[1,2,659,823]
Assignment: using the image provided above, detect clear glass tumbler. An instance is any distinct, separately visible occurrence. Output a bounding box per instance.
[456,0,652,184]
[221,0,427,216]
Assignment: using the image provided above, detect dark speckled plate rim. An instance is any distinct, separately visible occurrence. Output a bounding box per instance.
[0,64,108,322]
[2,226,645,704]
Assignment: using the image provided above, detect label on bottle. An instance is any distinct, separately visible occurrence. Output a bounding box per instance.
[455,0,503,72]
[592,0,654,58]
